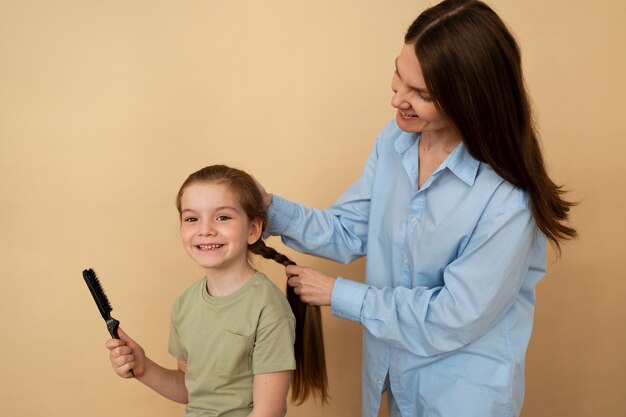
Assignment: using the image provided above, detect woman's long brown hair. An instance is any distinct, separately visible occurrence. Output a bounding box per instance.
[177,165,329,404]
[405,0,577,253]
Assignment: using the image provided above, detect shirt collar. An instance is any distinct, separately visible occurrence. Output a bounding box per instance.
[394,133,480,187]
[445,141,480,186]
[393,131,417,154]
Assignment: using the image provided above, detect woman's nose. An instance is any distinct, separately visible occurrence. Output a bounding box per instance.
[390,92,410,110]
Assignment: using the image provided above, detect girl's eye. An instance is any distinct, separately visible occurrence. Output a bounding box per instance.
[183,217,197,223]
[216,215,230,221]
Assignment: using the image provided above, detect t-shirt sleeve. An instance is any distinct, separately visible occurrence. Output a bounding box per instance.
[252,316,296,374]
[168,300,187,361]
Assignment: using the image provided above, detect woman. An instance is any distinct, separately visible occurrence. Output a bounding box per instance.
[260,1,576,416]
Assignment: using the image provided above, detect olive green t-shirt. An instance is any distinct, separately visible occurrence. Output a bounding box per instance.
[168,271,296,417]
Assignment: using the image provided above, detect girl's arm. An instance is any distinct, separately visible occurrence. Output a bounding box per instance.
[248,371,291,417]
[135,358,188,404]
[106,328,188,404]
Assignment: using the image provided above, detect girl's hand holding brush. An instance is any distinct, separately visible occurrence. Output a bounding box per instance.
[105,328,146,379]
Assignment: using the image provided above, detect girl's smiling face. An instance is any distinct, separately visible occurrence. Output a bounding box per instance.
[179,181,262,274]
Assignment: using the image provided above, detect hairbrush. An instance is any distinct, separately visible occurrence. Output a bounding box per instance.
[82,268,135,377]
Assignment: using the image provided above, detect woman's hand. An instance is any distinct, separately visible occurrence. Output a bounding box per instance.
[252,176,273,210]
[105,327,146,378]
[285,265,336,306]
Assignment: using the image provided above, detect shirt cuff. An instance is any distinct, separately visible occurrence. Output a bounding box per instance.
[331,277,369,323]
[265,194,297,237]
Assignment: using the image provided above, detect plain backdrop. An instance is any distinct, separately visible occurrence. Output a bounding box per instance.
[1,0,624,416]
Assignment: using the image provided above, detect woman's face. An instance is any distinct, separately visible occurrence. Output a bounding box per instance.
[390,43,455,137]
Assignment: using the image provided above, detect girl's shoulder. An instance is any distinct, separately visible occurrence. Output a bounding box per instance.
[171,276,205,310]
[248,271,295,321]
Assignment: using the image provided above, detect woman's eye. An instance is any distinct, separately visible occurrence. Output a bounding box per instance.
[418,91,433,102]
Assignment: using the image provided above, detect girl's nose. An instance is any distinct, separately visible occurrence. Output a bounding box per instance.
[199,221,216,236]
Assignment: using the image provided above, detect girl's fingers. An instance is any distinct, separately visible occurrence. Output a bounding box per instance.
[117,327,132,342]
[110,350,135,375]
[111,345,132,357]
[105,338,125,350]
[113,360,135,378]
[117,328,138,348]
[112,354,133,368]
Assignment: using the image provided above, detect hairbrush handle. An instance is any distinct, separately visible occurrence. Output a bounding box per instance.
[106,318,120,339]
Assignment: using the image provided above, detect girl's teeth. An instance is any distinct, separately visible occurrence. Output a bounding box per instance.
[198,244,223,250]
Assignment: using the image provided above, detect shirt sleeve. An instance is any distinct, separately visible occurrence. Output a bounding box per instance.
[252,317,296,374]
[265,138,380,264]
[333,205,544,356]
[168,301,187,361]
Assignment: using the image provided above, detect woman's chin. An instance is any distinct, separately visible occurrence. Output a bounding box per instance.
[396,114,422,133]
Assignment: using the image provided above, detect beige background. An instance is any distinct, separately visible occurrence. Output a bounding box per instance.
[1,0,624,416]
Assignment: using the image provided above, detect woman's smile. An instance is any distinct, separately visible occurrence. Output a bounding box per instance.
[399,110,418,118]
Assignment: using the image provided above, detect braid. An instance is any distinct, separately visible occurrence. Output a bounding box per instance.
[249,240,296,267]
[249,239,329,404]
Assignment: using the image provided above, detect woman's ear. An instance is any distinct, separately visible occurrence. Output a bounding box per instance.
[247,218,263,244]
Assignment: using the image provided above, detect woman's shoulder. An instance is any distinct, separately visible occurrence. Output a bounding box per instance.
[476,163,530,213]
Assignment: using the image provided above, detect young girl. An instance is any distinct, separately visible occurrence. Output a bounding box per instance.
[106,164,328,417]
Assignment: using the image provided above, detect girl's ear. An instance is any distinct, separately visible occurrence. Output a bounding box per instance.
[247,218,263,244]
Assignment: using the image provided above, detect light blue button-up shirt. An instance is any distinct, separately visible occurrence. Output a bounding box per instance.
[267,120,546,417]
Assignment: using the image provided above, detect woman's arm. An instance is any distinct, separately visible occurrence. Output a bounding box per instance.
[289,206,545,356]
[342,206,543,355]
[106,328,188,404]
[264,138,381,264]
[248,371,291,417]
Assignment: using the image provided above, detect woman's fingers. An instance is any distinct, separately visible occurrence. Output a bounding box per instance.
[284,265,335,306]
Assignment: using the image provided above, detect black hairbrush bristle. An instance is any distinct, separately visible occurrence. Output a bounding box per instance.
[82,268,113,320]
[82,268,120,339]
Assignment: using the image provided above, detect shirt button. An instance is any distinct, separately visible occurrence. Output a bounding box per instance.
[403,258,409,264]
[376,379,382,385]
[410,216,417,223]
